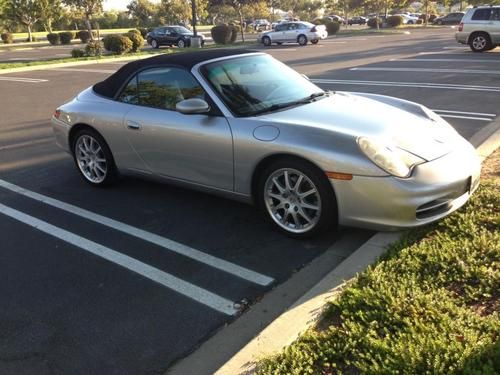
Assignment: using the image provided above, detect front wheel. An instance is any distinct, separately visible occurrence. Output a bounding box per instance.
[258,159,337,238]
[72,129,117,187]
[262,36,271,46]
[297,34,308,46]
[150,39,159,49]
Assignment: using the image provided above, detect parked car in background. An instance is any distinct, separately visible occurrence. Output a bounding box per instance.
[254,19,271,31]
[259,22,328,46]
[456,5,500,52]
[146,26,205,48]
[396,14,419,24]
[348,16,367,25]
[328,14,347,24]
[433,12,465,25]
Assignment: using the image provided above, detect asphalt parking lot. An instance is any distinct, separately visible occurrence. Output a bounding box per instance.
[0,28,499,375]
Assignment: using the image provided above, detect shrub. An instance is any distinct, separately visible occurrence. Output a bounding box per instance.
[126,31,144,52]
[1,32,13,44]
[59,31,74,44]
[137,27,148,38]
[71,48,85,58]
[102,34,133,54]
[367,17,383,28]
[229,24,239,43]
[325,21,340,35]
[77,30,96,43]
[47,33,60,45]
[211,24,232,45]
[386,15,404,27]
[128,29,141,36]
[416,19,423,24]
[85,40,104,57]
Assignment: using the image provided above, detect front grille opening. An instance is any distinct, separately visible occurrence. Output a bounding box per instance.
[416,199,453,219]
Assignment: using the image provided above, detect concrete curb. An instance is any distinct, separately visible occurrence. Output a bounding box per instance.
[168,121,500,375]
[0,54,155,75]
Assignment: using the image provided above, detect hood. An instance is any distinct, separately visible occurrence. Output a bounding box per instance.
[258,92,465,162]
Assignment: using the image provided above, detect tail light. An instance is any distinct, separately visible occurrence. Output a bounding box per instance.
[458,22,463,32]
[53,109,61,119]
[311,26,317,32]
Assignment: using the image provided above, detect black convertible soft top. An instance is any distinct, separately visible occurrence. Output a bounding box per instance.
[93,49,257,98]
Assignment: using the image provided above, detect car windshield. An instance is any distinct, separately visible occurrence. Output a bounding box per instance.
[201,54,326,117]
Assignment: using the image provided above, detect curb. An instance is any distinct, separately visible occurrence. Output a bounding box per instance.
[0,54,155,75]
[168,120,500,375]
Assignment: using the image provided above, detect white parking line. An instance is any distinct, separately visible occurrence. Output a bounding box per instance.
[390,58,500,63]
[0,202,238,316]
[0,138,53,151]
[431,109,496,117]
[0,178,274,286]
[350,67,500,75]
[435,114,493,121]
[50,68,116,74]
[0,76,48,83]
[311,78,500,93]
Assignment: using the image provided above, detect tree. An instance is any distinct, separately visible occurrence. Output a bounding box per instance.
[159,0,191,25]
[5,0,42,41]
[127,0,157,26]
[63,0,103,39]
[39,0,62,33]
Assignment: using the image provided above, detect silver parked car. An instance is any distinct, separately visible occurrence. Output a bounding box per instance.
[259,22,327,46]
[455,6,500,52]
[51,50,481,237]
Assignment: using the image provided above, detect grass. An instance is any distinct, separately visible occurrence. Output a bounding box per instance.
[256,149,500,374]
[0,41,258,70]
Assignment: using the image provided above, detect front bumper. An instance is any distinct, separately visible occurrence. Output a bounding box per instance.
[332,147,481,230]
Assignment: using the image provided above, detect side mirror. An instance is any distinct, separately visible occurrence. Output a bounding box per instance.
[176,98,210,114]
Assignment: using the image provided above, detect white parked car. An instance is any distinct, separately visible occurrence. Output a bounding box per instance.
[395,14,419,24]
[259,22,328,46]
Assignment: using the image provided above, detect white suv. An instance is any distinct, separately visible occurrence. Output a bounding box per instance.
[259,22,328,46]
[455,6,500,52]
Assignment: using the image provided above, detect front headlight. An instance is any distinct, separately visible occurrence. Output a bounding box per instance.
[357,137,424,178]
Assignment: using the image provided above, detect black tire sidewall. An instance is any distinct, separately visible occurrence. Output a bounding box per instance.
[257,158,337,238]
[263,36,271,46]
[72,129,117,187]
[298,35,307,46]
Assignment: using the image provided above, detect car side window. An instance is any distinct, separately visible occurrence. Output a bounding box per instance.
[472,9,491,21]
[118,68,205,111]
[275,24,285,31]
[287,23,298,30]
[491,9,500,20]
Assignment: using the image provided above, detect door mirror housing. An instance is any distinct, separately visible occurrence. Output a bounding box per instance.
[176,98,210,114]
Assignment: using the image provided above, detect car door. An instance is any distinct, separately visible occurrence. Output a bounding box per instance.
[273,24,286,41]
[491,9,500,43]
[285,23,299,42]
[118,67,234,190]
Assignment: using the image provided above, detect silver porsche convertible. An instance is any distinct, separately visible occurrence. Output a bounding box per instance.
[51,49,481,237]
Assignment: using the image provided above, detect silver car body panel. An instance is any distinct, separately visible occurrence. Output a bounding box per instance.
[455,6,500,45]
[52,52,481,230]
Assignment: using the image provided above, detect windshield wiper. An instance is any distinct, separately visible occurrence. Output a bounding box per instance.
[251,91,332,116]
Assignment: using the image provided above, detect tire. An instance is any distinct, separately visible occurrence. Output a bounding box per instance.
[436,20,443,25]
[258,158,337,238]
[311,39,319,44]
[177,38,186,48]
[262,36,271,46]
[72,128,117,187]
[297,34,307,46]
[469,33,491,52]
[150,39,159,49]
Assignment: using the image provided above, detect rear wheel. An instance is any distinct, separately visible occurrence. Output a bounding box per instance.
[258,158,337,238]
[297,34,308,46]
[469,33,491,52]
[262,36,271,46]
[177,38,186,48]
[311,39,319,44]
[72,129,117,187]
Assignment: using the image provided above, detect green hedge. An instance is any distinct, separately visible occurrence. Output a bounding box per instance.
[1,32,13,44]
[325,21,340,35]
[387,15,404,27]
[367,17,383,28]
[102,34,133,54]
[47,33,60,45]
[59,31,75,45]
[85,40,104,57]
[126,31,144,52]
[211,24,233,45]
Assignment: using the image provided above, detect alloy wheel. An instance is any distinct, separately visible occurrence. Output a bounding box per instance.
[75,135,108,184]
[264,168,321,234]
[472,36,487,51]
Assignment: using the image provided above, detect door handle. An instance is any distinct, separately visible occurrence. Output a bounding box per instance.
[127,120,141,130]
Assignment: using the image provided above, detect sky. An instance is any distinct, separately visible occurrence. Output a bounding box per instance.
[103,0,129,11]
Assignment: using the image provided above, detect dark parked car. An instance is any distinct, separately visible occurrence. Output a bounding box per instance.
[433,12,465,25]
[146,26,205,48]
[348,16,367,25]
